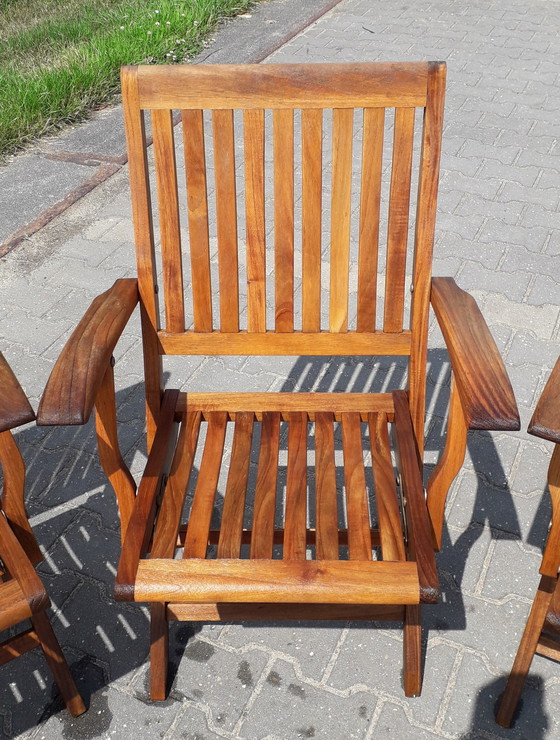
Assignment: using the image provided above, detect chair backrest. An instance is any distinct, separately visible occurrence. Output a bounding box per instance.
[121,62,446,443]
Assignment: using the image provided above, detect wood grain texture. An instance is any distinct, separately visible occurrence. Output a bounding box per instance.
[301,108,323,332]
[152,108,185,332]
[116,390,180,601]
[37,279,139,426]
[284,412,308,560]
[529,356,560,443]
[0,430,42,564]
[369,413,406,562]
[160,330,411,356]
[149,602,168,700]
[251,412,280,559]
[315,412,339,560]
[408,62,446,449]
[392,391,438,603]
[329,108,353,333]
[167,602,404,622]
[134,558,421,604]
[150,411,202,559]
[0,353,35,432]
[244,109,266,333]
[217,412,254,558]
[178,392,395,420]
[539,445,560,577]
[182,108,212,332]
[384,107,415,333]
[357,108,384,333]
[273,108,295,332]
[32,611,86,716]
[212,109,239,332]
[135,63,429,109]
[431,277,519,431]
[341,413,373,560]
[0,628,40,666]
[496,575,556,727]
[183,411,228,558]
[95,363,137,541]
[426,377,468,550]
[403,604,422,696]
[0,512,48,616]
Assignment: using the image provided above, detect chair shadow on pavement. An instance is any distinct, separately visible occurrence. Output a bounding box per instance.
[1,351,539,738]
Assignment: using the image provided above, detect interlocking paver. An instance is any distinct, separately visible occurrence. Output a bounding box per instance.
[1,0,560,736]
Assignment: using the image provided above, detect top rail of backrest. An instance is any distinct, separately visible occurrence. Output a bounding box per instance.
[126,62,431,111]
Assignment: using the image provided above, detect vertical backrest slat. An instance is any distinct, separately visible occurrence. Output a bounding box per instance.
[244,109,266,333]
[212,109,240,332]
[329,108,354,333]
[383,107,415,333]
[408,63,446,449]
[182,109,212,332]
[356,108,385,332]
[152,109,185,333]
[301,108,323,332]
[273,109,295,332]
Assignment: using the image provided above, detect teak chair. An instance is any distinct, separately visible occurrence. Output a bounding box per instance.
[0,352,85,717]
[497,358,560,727]
[38,62,519,700]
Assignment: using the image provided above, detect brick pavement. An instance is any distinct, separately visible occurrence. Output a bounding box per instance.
[1,0,560,737]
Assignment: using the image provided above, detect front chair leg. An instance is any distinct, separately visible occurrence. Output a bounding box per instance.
[496,575,556,727]
[31,611,86,716]
[150,602,169,700]
[404,604,422,697]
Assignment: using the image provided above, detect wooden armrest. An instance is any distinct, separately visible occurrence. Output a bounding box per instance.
[430,277,519,431]
[0,514,48,616]
[0,353,35,432]
[528,356,560,443]
[37,279,139,426]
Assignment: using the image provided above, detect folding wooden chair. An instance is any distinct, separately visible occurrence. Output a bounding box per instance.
[496,357,560,727]
[0,352,85,716]
[38,62,519,700]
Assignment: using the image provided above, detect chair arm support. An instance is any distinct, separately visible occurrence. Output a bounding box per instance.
[430,277,519,432]
[0,353,35,432]
[37,279,139,426]
[0,514,49,615]
[528,356,560,443]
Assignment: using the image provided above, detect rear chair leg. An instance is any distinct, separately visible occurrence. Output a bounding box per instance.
[404,604,422,697]
[496,575,556,727]
[31,611,86,716]
[150,602,169,700]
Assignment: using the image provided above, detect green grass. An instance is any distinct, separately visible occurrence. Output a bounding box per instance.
[0,0,254,159]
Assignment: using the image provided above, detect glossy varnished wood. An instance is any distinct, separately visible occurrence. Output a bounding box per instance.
[529,357,560,444]
[0,352,35,432]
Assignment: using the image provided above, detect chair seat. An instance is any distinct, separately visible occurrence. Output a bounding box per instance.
[117,391,424,607]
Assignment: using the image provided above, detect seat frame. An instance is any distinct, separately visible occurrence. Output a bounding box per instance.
[38,62,519,701]
[0,353,85,717]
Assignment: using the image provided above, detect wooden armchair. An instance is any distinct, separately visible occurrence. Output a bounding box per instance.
[497,358,560,727]
[0,353,85,717]
[38,62,519,700]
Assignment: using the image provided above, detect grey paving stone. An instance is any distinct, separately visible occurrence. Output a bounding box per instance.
[240,658,377,740]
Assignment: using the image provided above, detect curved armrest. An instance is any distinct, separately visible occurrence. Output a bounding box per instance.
[528,356,560,443]
[430,277,519,431]
[37,279,139,426]
[0,352,35,432]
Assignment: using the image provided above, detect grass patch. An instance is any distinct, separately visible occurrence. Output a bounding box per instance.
[0,0,254,159]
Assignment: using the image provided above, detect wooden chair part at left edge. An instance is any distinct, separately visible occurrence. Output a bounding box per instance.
[0,352,85,716]
[37,61,519,700]
[496,357,560,728]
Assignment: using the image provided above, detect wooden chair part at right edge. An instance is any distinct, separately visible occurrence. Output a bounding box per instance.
[497,358,560,727]
[38,61,520,700]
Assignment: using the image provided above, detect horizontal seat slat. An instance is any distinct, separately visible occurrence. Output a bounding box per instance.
[177,392,394,421]
[166,603,405,622]
[131,559,420,604]
[159,331,411,356]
